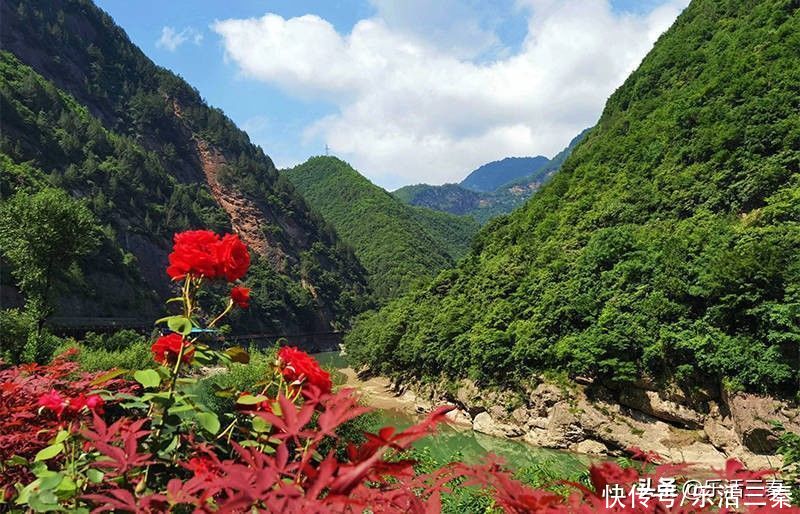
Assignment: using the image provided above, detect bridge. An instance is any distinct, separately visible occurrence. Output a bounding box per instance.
[45,317,344,353]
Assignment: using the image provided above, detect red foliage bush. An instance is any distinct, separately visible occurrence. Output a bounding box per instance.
[0,350,135,500]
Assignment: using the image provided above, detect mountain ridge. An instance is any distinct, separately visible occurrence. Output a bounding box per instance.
[285,156,479,301]
[460,155,549,192]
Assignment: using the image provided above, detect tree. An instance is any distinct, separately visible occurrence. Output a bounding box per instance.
[0,188,100,360]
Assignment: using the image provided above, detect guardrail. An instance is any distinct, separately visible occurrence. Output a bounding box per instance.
[228,331,343,353]
[45,318,154,337]
[44,318,343,353]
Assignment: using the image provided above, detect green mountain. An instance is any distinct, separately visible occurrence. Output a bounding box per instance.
[0,0,370,333]
[347,0,800,397]
[408,206,480,262]
[393,129,589,223]
[460,156,549,192]
[285,156,479,300]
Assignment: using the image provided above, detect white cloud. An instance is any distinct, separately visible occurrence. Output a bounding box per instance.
[212,0,688,189]
[156,26,203,52]
[367,0,504,60]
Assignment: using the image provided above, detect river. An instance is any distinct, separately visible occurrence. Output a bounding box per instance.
[315,352,590,474]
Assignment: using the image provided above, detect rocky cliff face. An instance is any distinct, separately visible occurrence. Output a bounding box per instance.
[408,379,798,469]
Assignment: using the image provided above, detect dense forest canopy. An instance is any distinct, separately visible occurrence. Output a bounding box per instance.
[286,156,479,301]
[346,0,800,397]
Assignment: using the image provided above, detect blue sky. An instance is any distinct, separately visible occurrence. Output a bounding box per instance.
[95,0,687,189]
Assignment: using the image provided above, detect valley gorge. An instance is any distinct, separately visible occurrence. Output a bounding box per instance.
[1,0,798,508]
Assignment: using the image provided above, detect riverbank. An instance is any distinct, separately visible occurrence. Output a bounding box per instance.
[336,366,424,412]
[401,376,798,470]
[326,353,796,472]
[332,363,592,472]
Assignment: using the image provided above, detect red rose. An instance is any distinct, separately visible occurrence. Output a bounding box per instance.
[166,230,221,280]
[84,394,105,414]
[151,333,195,365]
[165,230,250,282]
[230,286,251,308]
[214,233,250,282]
[277,346,332,395]
[38,390,66,416]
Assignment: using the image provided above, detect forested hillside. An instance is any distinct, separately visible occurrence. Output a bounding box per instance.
[347,0,800,397]
[393,129,589,223]
[285,157,479,300]
[0,0,370,333]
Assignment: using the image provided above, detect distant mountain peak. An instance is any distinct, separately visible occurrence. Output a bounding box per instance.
[460,155,549,192]
[393,130,589,223]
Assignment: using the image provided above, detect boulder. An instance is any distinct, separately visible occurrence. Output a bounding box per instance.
[724,393,800,454]
[510,406,532,426]
[531,383,564,406]
[520,402,586,448]
[703,415,738,452]
[524,428,568,449]
[455,379,483,415]
[473,412,524,438]
[548,403,579,428]
[618,388,705,429]
[488,405,507,421]
[574,439,608,455]
[444,408,472,427]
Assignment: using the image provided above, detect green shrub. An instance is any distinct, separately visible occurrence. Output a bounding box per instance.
[55,340,152,372]
[0,309,66,364]
[515,456,590,497]
[81,329,148,352]
[193,346,277,417]
[407,447,498,513]
[776,425,800,505]
[26,329,64,364]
